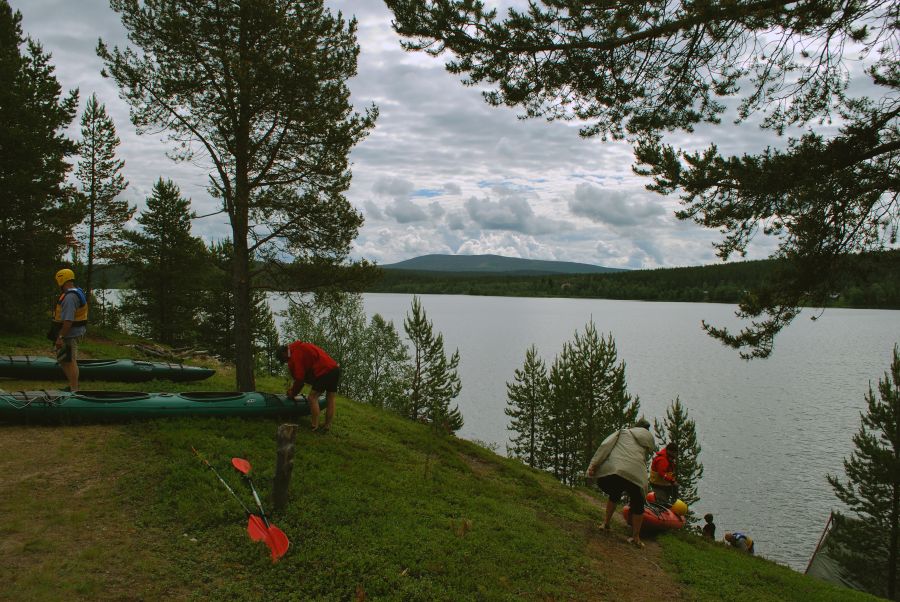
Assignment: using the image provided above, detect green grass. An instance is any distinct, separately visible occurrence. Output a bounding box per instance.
[658,532,880,601]
[0,331,881,601]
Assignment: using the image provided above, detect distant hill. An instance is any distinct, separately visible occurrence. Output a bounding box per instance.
[381,254,626,275]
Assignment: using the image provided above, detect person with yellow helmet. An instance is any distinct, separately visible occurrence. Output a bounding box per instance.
[51,268,88,391]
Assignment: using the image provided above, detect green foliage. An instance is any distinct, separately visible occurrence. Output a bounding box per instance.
[654,397,704,522]
[99,0,378,389]
[280,291,412,409]
[403,295,463,433]
[505,344,549,466]
[120,179,207,346]
[0,1,79,332]
[386,0,899,359]
[75,93,133,298]
[827,345,900,600]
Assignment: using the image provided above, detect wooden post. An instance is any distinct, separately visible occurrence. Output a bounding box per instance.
[273,423,298,512]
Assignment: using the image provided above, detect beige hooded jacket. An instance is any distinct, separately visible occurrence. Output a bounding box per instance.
[586,426,655,493]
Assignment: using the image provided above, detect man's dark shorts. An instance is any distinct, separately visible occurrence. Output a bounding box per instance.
[310,366,341,393]
[56,336,81,364]
[596,474,645,514]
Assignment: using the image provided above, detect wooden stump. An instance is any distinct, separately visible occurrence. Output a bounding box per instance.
[273,423,298,512]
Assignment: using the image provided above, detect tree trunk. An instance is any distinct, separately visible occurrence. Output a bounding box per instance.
[889,479,898,599]
[231,224,255,391]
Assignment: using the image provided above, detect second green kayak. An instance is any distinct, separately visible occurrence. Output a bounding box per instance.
[0,356,216,383]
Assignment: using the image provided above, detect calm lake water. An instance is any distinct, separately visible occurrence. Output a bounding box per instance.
[272,293,900,571]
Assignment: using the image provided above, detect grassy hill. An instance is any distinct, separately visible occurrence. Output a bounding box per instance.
[0,330,879,601]
[381,254,626,274]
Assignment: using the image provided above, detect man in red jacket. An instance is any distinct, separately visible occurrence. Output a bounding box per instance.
[277,341,342,432]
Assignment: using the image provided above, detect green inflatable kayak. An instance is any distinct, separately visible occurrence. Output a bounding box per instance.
[0,390,310,422]
[0,356,215,383]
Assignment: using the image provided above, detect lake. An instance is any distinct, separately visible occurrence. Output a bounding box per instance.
[271,293,899,571]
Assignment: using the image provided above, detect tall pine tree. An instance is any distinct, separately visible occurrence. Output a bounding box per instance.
[828,345,900,600]
[403,296,463,433]
[100,0,377,390]
[75,93,133,298]
[357,313,411,409]
[120,179,207,346]
[653,397,704,522]
[506,344,549,467]
[0,1,79,331]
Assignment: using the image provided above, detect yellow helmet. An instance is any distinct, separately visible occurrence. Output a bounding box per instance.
[672,499,688,516]
[55,268,75,287]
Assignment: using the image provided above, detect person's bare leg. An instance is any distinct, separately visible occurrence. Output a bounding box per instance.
[631,514,644,546]
[308,390,321,429]
[323,391,336,429]
[603,499,616,529]
[60,360,77,391]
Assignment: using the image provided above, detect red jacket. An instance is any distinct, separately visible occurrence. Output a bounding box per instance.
[286,341,338,396]
[651,447,676,484]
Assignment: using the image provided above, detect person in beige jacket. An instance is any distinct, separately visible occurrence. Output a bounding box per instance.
[586,418,655,547]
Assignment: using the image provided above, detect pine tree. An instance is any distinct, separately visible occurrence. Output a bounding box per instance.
[505,344,549,467]
[0,1,79,331]
[100,0,377,390]
[542,323,639,486]
[827,345,900,600]
[403,296,463,433]
[653,397,704,522]
[75,93,133,298]
[570,321,640,470]
[120,179,207,346]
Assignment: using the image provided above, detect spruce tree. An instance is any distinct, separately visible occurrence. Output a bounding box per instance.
[827,345,900,600]
[196,239,274,366]
[120,179,207,346]
[653,397,704,521]
[0,1,79,331]
[403,296,463,433]
[505,344,549,467]
[75,93,133,298]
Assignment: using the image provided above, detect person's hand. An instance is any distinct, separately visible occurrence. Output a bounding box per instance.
[54,337,63,349]
[587,466,596,477]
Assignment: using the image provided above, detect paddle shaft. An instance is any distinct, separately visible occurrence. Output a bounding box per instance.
[244,475,271,528]
[193,448,254,516]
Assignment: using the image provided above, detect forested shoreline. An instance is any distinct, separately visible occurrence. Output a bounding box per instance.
[367,251,900,310]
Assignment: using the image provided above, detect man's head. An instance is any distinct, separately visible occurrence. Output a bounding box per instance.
[634,417,651,430]
[724,532,734,543]
[276,344,289,364]
[55,268,75,288]
[704,513,714,523]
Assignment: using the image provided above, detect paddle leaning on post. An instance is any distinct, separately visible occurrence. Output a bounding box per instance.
[192,447,289,562]
[231,457,290,562]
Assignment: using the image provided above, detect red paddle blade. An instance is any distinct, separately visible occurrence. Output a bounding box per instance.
[265,524,290,562]
[246,514,267,542]
[231,457,252,475]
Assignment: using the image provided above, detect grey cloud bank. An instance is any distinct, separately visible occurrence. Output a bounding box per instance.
[13,0,797,269]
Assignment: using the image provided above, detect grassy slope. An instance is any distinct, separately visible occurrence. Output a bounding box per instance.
[0,331,880,601]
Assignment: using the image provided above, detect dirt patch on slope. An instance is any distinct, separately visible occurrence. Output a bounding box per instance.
[574,489,684,601]
[0,424,185,601]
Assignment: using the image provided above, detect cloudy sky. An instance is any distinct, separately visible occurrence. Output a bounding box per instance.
[14,0,825,269]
